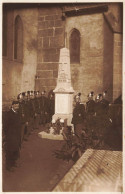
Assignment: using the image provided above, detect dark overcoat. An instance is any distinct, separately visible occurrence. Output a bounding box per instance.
[3,109,21,151]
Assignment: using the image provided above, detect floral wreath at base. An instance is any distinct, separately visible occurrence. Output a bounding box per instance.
[49,118,65,135]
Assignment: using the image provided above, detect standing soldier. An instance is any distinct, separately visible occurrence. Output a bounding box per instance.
[40,91,49,125]
[95,93,110,146]
[71,93,86,138]
[48,90,55,122]
[101,91,109,114]
[86,91,96,138]
[24,91,34,140]
[17,93,26,144]
[3,101,21,171]
[30,91,36,130]
[34,91,41,129]
[95,94,103,140]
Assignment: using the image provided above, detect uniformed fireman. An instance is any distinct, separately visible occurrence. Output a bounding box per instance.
[30,91,36,130]
[34,91,41,129]
[40,91,49,125]
[48,89,55,122]
[71,93,86,138]
[95,93,110,145]
[101,91,109,114]
[17,93,26,144]
[86,91,96,137]
[22,91,31,141]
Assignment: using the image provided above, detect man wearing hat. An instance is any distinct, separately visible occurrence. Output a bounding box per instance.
[3,101,21,171]
[71,93,86,139]
[101,91,109,113]
[40,91,49,125]
[29,91,36,130]
[48,89,55,122]
[34,91,41,129]
[86,91,96,138]
[24,91,34,139]
[95,93,109,146]
[17,93,27,144]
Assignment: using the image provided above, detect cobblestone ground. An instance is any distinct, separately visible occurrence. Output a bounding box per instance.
[2,125,74,192]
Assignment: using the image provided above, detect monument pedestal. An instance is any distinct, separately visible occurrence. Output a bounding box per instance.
[53,92,74,126]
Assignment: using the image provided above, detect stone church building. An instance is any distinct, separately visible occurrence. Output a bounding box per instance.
[2,3,123,108]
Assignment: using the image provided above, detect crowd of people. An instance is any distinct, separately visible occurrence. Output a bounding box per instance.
[2,89,122,172]
[2,90,55,171]
[72,91,122,146]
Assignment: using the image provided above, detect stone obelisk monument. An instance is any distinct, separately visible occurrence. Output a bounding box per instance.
[53,47,74,125]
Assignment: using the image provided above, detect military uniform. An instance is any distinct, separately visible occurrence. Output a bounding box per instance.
[40,91,49,124]
[86,94,96,137]
[18,93,27,143]
[48,91,55,122]
[72,93,85,137]
[95,93,110,140]
[34,91,41,129]
[30,95,36,130]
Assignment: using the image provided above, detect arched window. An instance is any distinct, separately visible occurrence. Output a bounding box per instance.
[69,29,80,64]
[14,15,23,61]
[2,6,7,56]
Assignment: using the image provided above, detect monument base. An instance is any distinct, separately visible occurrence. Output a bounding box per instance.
[52,113,73,126]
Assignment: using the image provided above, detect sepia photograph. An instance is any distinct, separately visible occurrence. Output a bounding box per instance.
[1,0,123,192]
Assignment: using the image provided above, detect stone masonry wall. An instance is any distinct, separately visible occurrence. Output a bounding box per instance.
[113,33,122,100]
[14,8,38,93]
[36,6,65,93]
[103,17,114,102]
[65,13,104,102]
[2,7,38,109]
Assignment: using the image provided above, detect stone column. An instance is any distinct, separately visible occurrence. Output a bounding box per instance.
[53,47,74,125]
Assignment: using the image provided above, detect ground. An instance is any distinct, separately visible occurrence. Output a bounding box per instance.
[2,126,74,192]
[2,123,122,192]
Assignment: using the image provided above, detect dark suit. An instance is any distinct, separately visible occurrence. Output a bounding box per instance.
[3,109,21,170]
[86,100,96,136]
[72,102,85,137]
[40,96,49,124]
[95,99,110,139]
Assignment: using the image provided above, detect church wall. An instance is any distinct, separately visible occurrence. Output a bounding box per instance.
[2,3,123,108]
[14,8,38,93]
[2,7,38,108]
[36,6,65,93]
[65,14,104,102]
[103,17,113,102]
[2,9,24,109]
[113,33,122,100]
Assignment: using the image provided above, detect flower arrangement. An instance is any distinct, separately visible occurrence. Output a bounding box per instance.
[50,118,64,135]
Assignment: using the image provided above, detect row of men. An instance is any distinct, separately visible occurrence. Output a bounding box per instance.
[3,89,122,171]
[72,91,111,142]
[72,90,122,146]
[2,90,55,171]
[17,90,55,142]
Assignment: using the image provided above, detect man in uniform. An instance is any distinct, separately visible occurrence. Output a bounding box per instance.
[95,93,110,146]
[101,91,109,113]
[71,93,86,138]
[86,91,96,138]
[34,91,41,129]
[30,91,36,130]
[3,101,21,171]
[17,93,27,144]
[48,90,55,122]
[40,91,49,125]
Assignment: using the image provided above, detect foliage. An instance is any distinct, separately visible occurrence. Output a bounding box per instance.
[53,126,92,162]
[52,118,63,135]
